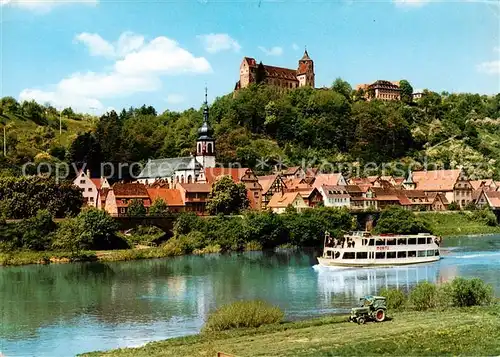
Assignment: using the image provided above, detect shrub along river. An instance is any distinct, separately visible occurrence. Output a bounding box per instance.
[1,235,499,357]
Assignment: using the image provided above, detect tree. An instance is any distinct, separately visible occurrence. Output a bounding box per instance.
[374,206,430,234]
[149,198,169,216]
[21,100,46,125]
[127,199,147,217]
[76,208,121,249]
[61,107,75,118]
[52,217,86,255]
[399,80,414,104]
[207,175,249,215]
[67,132,102,176]
[331,78,353,102]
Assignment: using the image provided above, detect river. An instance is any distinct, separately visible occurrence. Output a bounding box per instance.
[1,235,499,357]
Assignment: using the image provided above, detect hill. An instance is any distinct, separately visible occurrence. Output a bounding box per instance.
[1,81,500,179]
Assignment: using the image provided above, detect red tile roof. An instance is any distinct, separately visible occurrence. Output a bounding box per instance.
[204,167,250,184]
[412,169,464,191]
[268,192,305,208]
[147,188,185,207]
[311,174,344,189]
[112,183,149,198]
[90,178,102,189]
[258,175,279,194]
[178,183,212,193]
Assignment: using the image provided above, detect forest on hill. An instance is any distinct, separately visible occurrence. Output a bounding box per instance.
[1,79,500,179]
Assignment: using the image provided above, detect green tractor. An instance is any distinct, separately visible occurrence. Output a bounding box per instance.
[348,295,387,324]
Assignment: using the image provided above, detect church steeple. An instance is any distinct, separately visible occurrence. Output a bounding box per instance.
[297,47,315,88]
[196,87,216,168]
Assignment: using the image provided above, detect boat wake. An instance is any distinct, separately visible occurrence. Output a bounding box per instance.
[447,252,500,260]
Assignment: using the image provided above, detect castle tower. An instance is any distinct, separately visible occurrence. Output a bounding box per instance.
[297,49,315,88]
[196,88,216,168]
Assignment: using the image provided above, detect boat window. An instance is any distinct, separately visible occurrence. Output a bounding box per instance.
[426,250,435,257]
[387,239,396,246]
[387,252,396,259]
[398,238,407,245]
[376,239,385,246]
[427,237,432,244]
[343,252,355,259]
[417,237,426,245]
[326,250,332,257]
[334,251,340,259]
[368,239,375,246]
[435,250,440,256]
[418,251,426,257]
[356,252,368,259]
[397,251,407,258]
[408,251,417,258]
[362,239,366,246]
[376,252,385,259]
[408,238,417,245]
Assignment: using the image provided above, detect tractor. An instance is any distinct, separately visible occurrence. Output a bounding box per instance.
[348,295,387,324]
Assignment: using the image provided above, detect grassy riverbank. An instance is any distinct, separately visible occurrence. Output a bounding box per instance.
[82,306,500,357]
[418,211,500,236]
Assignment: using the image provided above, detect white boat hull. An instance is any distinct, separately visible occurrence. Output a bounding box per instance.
[317,255,440,267]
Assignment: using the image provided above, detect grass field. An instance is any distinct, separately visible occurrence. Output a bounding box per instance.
[81,306,500,357]
[418,211,500,236]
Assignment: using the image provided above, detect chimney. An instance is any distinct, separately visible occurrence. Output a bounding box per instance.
[86,169,91,178]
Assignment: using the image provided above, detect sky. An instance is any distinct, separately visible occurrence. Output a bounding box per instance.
[0,0,499,114]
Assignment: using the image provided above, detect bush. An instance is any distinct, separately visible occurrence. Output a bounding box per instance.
[448,202,460,211]
[203,300,284,332]
[409,281,438,310]
[448,277,494,307]
[245,240,263,251]
[379,288,407,310]
[471,208,497,226]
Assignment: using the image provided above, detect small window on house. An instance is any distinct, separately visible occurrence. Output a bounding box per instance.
[89,197,94,202]
[88,188,92,192]
[254,192,259,198]
[80,180,85,184]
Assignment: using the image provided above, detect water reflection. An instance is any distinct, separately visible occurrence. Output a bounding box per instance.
[0,236,499,357]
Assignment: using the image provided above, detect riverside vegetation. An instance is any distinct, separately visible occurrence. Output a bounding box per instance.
[2,202,500,266]
[82,277,499,357]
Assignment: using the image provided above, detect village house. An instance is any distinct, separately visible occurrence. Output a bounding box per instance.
[470,179,499,191]
[267,191,309,214]
[258,174,286,209]
[73,170,110,208]
[319,185,350,208]
[146,188,185,213]
[286,185,323,207]
[356,80,401,101]
[204,167,262,210]
[403,169,473,208]
[475,190,500,210]
[311,173,347,189]
[104,183,151,216]
[176,183,211,215]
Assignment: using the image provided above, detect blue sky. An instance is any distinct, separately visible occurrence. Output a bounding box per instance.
[0,0,499,114]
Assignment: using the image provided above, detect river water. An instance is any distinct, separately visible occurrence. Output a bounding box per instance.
[1,235,499,357]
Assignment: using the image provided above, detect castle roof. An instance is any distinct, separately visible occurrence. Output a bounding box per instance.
[263,65,298,81]
[300,49,311,61]
[369,80,401,91]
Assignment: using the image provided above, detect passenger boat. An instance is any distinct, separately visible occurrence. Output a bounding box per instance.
[317,231,441,267]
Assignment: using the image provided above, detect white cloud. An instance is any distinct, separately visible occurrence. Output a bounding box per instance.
[197,33,241,54]
[75,33,115,58]
[1,0,97,12]
[75,31,145,59]
[115,37,211,76]
[20,32,211,113]
[258,46,283,56]
[477,61,500,75]
[166,94,185,104]
[393,0,430,7]
[292,43,300,51]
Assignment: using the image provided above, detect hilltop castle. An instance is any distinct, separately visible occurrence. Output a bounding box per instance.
[234,50,315,91]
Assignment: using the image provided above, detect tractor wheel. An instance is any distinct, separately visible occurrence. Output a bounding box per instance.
[374,309,386,322]
[357,317,366,325]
